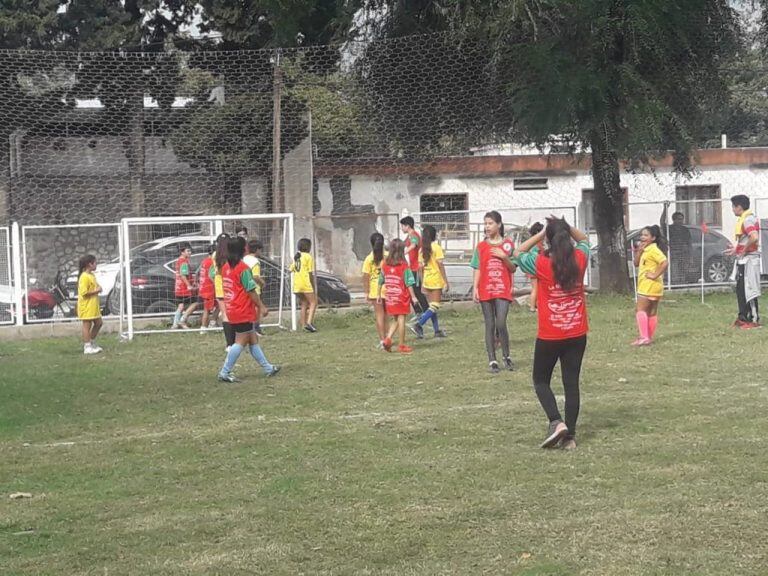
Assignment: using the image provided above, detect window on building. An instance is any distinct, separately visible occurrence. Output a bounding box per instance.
[419,193,469,239]
[513,178,548,190]
[581,188,629,231]
[675,185,721,227]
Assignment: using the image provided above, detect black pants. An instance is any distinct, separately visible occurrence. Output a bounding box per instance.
[411,277,430,315]
[736,264,760,322]
[480,299,510,362]
[532,336,587,437]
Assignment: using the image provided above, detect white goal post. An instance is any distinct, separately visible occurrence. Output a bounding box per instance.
[119,213,296,340]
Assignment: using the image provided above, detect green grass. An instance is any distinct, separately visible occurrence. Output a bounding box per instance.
[1,293,768,575]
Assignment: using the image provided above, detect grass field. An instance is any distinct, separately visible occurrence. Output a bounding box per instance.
[2,293,768,575]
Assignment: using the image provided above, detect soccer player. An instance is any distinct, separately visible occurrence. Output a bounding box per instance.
[198,243,217,329]
[290,238,318,333]
[400,216,430,324]
[726,194,761,328]
[514,217,590,450]
[172,242,198,329]
[244,239,266,336]
[471,211,517,373]
[632,225,668,345]
[378,238,418,354]
[77,254,103,354]
[362,232,387,348]
[212,233,235,349]
[218,237,280,382]
[410,225,449,338]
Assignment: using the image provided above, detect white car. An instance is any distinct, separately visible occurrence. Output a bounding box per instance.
[65,235,216,314]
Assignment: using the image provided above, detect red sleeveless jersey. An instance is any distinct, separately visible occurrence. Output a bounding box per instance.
[174,256,194,297]
[475,238,515,301]
[222,261,257,324]
[534,250,589,340]
[381,261,412,315]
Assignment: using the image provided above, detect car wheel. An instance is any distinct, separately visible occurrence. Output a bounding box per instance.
[145,300,177,314]
[705,257,729,283]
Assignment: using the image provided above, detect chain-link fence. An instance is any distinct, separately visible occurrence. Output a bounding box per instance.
[0,226,13,324]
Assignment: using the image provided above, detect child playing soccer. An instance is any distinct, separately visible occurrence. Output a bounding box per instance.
[632,225,668,346]
[198,243,217,329]
[77,254,103,355]
[410,225,449,339]
[362,232,387,348]
[212,233,235,349]
[527,222,544,312]
[471,211,517,373]
[172,242,198,329]
[400,216,430,322]
[218,237,280,382]
[244,239,266,336]
[290,238,318,333]
[378,238,418,353]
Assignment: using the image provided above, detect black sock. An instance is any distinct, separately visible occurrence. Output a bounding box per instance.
[223,322,235,347]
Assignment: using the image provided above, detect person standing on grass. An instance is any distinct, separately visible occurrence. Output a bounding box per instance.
[290,238,318,333]
[379,238,419,354]
[726,194,761,328]
[212,233,235,349]
[668,212,692,285]
[632,225,668,346]
[362,232,388,349]
[218,237,279,382]
[244,239,266,336]
[198,243,218,330]
[471,211,517,373]
[400,216,430,322]
[513,217,590,450]
[410,225,449,339]
[77,254,103,355]
[172,242,198,329]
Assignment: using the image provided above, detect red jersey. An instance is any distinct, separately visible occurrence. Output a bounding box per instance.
[534,250,589,340]
[404,230,422,272]
[381,261,414,316]
[222,261,258,324]
[174,255,194,297]
[473,238,515,301]
[198,256,214,299]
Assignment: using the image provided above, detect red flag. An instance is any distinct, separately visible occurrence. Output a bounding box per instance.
[701,221,709,234]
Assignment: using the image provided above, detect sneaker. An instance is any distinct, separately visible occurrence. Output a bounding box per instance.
[83,344,100,355]
[376,341,385,350]
[171,323,180,330]
[560,436,577,450]
[383,337,393,352]
[90,345,103,354]
[304,324,318,333]
[398,345,413,354]
[434,329,448,338]
[733,319,746,328]
[179,321,190,330]
[540,420,568,449]
[503,357,515,371]
[631,338,651,346]
[740,321,762,330]
[266,365,281,377]
[217,372,238,383]
[488,361,500,374]
[409,323,424,339]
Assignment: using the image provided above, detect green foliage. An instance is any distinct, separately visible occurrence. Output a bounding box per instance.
[0,0,61,49]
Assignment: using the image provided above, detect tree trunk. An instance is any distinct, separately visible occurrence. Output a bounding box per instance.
[590,125,630,293]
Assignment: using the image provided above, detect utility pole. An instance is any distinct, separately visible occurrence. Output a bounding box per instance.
[272,49,283,213]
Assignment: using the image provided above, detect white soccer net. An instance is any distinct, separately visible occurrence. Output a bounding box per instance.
[119,213,295,340]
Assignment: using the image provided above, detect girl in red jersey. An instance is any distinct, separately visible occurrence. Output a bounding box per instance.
[514,217,590,451]
[198,243,218,329]
[217,237,280,382]
[378,238,418,354]
[471,211,517,373]
[172,242,198,329]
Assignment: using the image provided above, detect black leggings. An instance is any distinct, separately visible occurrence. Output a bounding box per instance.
[411,278,430,315]
[532,336,587,437]
[480,299,510,362]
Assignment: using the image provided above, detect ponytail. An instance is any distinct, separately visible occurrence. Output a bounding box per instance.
[421,225,436,265]
[295,238,312,272]
[371,232,385,266]
[545,218,581,291]
[78,254,96,277]
[645,225,668,254]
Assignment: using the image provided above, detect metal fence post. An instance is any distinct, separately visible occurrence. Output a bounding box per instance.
[11,221,23,327]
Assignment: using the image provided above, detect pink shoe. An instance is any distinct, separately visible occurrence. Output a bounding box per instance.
[631,338,651,346]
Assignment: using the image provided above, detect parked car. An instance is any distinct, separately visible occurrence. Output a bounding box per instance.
[591,225,735,286]
[109,252,350,315]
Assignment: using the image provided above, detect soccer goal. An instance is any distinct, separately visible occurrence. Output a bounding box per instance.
[118,213,296,340]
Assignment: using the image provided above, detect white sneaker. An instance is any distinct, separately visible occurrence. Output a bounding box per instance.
[84,344,100,355]
[90,345,103,354]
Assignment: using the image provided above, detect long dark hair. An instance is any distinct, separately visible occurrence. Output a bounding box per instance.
[78,254,96,276]
[386,238,406,266]
[226,237,246,267]
[643,225,668,253]
[370,232,385,266]
[545,218,581,291]
[214,233,230,270]
[294,238,311,271]
[484,210,504,238]
[421,225,436,264]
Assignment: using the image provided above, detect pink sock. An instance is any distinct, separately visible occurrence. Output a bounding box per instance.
[636,311,649,340]
[648,316,658,339]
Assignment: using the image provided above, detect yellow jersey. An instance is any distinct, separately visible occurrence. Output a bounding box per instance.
[290,252,315,294]
[362,251,387,299]
[77,271,101,320]
[637,243,667,298]
[210,262,225,299]
[243,254,262,295]
[419,242,446,290]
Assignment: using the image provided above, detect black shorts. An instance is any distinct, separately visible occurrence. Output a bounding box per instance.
[231,322,255,334]
[176,296,196,306]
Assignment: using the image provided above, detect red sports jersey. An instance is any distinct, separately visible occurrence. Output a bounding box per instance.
[474,238,515,301]
[174,256,194,297]
[382,261,412,316]
[534,250,589,340]
[222,261,257,324]
[198,256,214,299]
[404,231,422,272]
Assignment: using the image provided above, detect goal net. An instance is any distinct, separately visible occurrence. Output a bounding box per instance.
[118,213,295,340]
